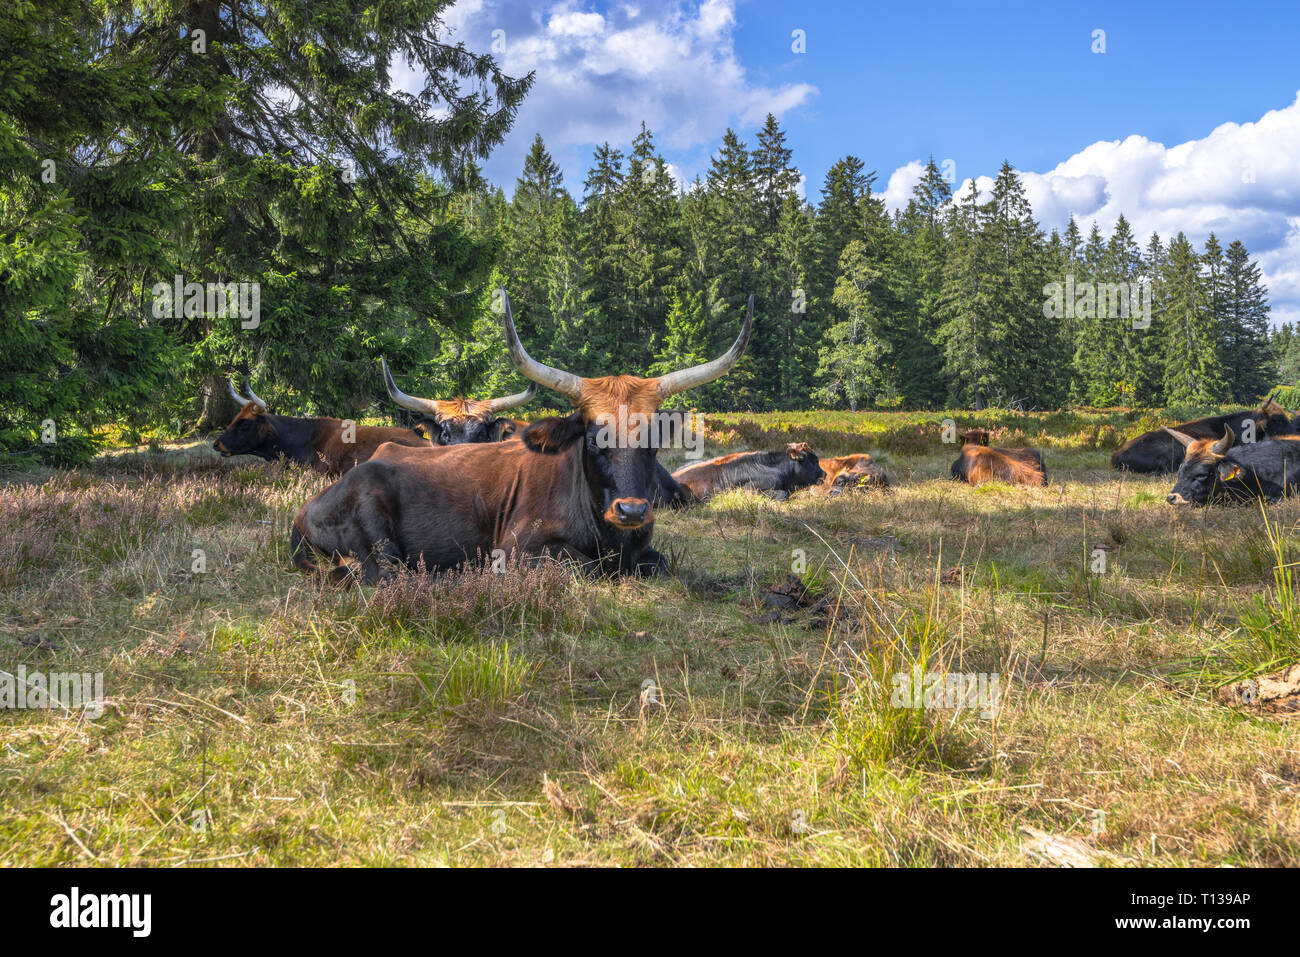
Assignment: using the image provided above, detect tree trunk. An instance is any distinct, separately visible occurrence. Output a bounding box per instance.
[197,374,241,433]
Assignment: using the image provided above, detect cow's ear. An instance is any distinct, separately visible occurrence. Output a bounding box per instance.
[1217,462,1242,482]
[489,418,517,442]
[523,414,586,453]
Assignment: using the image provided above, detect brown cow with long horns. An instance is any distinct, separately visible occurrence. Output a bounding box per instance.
[381,358,536,444]
[290,291,754,581]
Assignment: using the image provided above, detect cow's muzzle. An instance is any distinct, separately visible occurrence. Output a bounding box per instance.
[1167,492,1190,506]
[605,498,652,529]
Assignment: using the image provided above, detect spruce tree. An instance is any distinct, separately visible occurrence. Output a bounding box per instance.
[751,116,805,406]
[816,240,889,409]
[1162,233,1227,406]
[893,158,951,407]
[1131,233,1168,405]
[936,185,996,408]
[986,163,1062,408]
[1220,239,1272,402]
[580,142,627,374]
[617,124,684,372]
[808,158,874,402]
[506,134,567,343]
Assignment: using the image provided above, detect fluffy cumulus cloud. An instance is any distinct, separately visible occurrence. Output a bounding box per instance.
[427,0,816,190]
[884,92,1300,326]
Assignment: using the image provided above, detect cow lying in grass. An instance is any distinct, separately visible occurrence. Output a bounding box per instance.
[381,357,536,444]
[669,442,826,501]
[290,292,753,582]
[817,453,890,495]
[214,380,432,475]
[950,429,1046,487]
[1111,393,1296,473]
[1165,426,1300,505]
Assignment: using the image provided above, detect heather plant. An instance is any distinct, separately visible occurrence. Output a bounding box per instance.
[351,559,583,640]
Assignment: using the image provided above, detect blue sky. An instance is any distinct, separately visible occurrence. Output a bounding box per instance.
[425,0,1300,322]
[726,0,1300,196]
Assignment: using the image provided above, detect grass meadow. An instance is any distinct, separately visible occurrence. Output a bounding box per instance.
[1,407,1297,866]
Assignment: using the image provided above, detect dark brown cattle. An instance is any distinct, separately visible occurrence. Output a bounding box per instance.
[950,430,1046,486]
[1111,394,1296,473]
[381,358,536,444]
[819,454,890,494]
[213,381,432,476]
[290,292,754,582]
[670,442,825,501]
[819,453,875,483]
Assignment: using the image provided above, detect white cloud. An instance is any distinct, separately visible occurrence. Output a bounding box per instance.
[548,9,605,36]
[882,159,926,212]
[884,91,1300,326]
[434,0,816,190]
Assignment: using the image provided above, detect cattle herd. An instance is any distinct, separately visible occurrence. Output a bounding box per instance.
[208,293,1300,583]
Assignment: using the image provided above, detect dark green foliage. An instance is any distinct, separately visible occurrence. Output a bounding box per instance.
[3,4,1285,450]
[1221,239,1272,403]
[2,0,530,460]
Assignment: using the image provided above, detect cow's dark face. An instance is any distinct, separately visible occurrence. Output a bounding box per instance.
[426,413,497,445]
[503,291,753,534]
[523,411,659,531]
[1167,441,1241,506]
[786,443,825,487]
[586,421,659,530]
[418,397,521,446]
[214,406,273,458]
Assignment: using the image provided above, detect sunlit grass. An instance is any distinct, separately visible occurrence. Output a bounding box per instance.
[1,413,1297,866]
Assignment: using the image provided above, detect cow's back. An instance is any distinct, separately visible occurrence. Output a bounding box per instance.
[952,446,1046,486]
[318,425,431,474]
[670,455,742,499]
[1113,410,1296,474]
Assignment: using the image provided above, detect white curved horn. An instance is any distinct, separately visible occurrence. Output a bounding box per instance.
[501,288,584,401]
[228,380,252,408]
[244,379,268,412]
[381,357,441,415]
[486,381,538,414]
[656,294,753,399]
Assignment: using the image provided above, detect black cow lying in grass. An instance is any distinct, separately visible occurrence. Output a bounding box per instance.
[670,442,826,501]
[1112,394,1295,474]
[214,380,432,475]
[1165,426,1300,505]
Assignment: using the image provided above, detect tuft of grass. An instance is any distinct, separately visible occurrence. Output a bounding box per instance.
[1190,507,1300,686]
[351,560,582,640]
[415,642,535,712]
[821,609,959,772]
